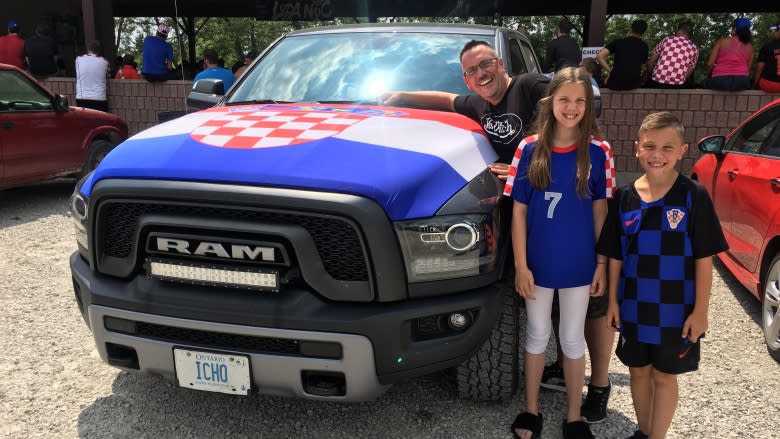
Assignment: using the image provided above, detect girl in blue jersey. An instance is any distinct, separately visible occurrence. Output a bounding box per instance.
[504,67,615,439]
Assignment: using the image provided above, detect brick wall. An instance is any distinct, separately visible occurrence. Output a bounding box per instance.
[42,78,780,176]
[43,78,192,136]
[601,89,780,176]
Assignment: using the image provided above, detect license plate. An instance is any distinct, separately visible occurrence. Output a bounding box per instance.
[173,348,251,395]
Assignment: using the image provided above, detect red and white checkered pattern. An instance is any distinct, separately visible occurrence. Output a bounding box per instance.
[651,35,699,85]
[593,137,616,199]
[190,110,368,148]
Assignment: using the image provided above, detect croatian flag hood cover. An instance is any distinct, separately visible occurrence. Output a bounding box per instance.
[83,104,497,220]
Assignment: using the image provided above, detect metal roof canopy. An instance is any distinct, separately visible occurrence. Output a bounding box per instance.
[111,0,777,46]
[112,0,777,19]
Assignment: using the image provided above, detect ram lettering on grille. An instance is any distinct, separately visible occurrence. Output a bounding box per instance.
[156,237,275,261]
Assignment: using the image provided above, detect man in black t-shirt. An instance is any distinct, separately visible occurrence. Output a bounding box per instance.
[753,23,780,93]
[379,40,549,179]
[596,20,649,91]
[24,23,58,78]
[542,20,582,74]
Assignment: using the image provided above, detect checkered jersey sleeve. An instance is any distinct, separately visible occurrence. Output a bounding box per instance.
[597,187,625,260]
[590,137,616,200]
[690,181,729,258]
[687,44,699,72]
[653,36,671,57]
[502,134,536,199]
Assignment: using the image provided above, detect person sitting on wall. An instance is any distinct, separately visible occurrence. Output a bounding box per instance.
[25,23,58,78]
[141,24,175,82]
[193,48,235,92]
[115,54,139,79]
[0,20,27,70]
[596,19,649,91]
[646,21,698,89]
[704,17,754,91]
[753,23,780,93]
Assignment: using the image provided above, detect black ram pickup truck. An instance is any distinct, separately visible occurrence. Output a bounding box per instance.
[70,23,549,402]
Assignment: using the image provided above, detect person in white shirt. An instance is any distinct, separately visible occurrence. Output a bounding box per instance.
[75,40,110,112]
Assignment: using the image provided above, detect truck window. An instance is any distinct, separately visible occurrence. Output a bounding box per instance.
[506,39,528,75]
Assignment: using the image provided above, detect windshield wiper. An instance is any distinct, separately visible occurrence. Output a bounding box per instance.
[226,99,296,106]
[316,99,379,105]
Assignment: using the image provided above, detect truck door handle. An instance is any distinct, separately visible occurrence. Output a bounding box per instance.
[1,121,12,131]
[727,169,738,180]
[771,178,780,191]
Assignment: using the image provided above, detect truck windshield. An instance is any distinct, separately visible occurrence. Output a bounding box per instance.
[227,31,481,104]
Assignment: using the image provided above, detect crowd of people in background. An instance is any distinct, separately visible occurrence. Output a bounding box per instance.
[0,19,261,114]
[542,18,780,94]
[1,16,779,114]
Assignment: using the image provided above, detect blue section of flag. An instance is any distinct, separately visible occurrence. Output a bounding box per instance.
[82,133,468,220]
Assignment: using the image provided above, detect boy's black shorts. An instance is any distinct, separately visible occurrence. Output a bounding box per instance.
[551,291,608,319]
[615,334,700,374]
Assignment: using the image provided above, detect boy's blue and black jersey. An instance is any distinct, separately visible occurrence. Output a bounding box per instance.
[597,175,728,345]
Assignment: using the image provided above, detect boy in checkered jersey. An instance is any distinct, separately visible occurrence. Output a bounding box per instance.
[598,112,727,439]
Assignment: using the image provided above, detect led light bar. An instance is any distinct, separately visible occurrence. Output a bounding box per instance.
[148,258,279,292]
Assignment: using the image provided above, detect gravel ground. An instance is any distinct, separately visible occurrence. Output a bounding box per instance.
[1,179,778,439]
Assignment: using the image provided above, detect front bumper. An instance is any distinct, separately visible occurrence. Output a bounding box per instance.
[71,252,504,401]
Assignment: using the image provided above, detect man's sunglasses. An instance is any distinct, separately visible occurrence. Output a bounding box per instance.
[463,57,498,77]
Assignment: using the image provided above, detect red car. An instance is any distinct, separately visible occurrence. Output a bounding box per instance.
[692,98,780,361]
[0,63,127,190]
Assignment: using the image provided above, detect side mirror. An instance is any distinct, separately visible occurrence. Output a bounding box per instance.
[53,94,69,112]
[187,79,225,110]
[697,135,726,154]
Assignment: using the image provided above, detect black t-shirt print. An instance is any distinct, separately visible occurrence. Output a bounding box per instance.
[481,112,523,147]
[453,73,550,163]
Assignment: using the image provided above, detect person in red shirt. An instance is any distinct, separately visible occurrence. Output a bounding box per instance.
[0,20,26,69]
[115,54,140,79]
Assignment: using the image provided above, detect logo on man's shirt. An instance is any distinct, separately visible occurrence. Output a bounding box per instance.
[481,113,522,144]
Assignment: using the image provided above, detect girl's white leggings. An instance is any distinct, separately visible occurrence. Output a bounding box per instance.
[524,284,590,358]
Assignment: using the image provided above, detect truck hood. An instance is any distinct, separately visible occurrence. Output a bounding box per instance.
[84,104,497,220]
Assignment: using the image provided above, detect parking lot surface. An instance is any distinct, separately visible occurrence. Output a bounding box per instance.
[0,180,777,438]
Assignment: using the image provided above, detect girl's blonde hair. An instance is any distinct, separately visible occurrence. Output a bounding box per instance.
[529,67,599,198]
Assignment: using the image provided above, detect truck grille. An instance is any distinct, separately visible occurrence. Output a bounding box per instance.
[104,317,341,360]
[98,202,368,281]
[136,321,301,355]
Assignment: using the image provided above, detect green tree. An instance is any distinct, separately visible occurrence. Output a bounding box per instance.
[116,12,780,84]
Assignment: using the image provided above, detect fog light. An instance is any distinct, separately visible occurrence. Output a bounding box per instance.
[448,312,470,330]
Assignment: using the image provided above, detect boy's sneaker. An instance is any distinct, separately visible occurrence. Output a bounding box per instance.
[562,420,594,439]
[540,361,566,392]
[580,381,611,424]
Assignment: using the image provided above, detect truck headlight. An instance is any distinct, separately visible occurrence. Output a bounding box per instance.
[394,214,498,282]
[70,174,91,253]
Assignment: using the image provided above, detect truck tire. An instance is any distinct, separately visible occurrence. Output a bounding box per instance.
[81,139,114,177]
[456,285,520,401]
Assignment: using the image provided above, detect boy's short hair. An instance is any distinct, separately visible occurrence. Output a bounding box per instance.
[638,111,685,141]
